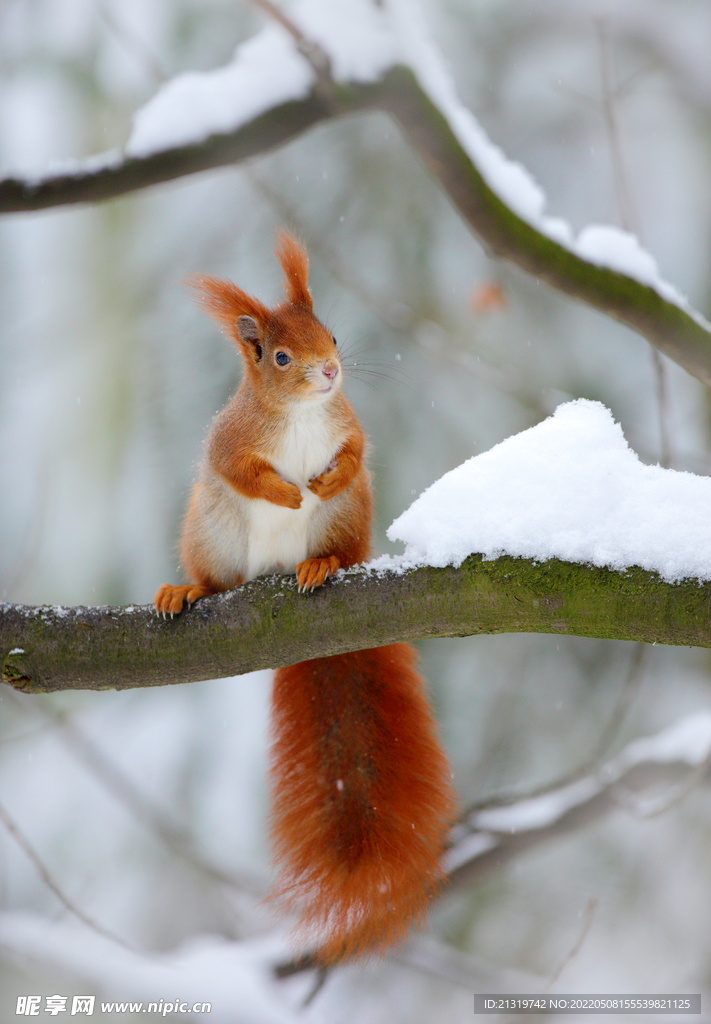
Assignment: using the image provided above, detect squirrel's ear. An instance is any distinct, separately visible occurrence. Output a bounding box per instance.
[236,315,263,362]
[275,231,312,310]
[189,275,270,362]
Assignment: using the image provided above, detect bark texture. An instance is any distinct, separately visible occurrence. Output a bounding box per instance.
[2,69,711,386]
[3,554,710,694]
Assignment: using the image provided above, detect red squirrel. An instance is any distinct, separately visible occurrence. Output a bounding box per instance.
[154,233,457,962]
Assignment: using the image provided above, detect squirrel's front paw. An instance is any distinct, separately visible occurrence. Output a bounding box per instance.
[264,478,303,509]
[308,461,342,500]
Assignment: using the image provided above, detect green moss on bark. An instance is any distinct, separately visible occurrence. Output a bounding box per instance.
[3,554,711,694]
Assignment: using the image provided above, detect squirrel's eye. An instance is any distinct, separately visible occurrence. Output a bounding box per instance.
[275,351,291,366]
[332,334,337,347]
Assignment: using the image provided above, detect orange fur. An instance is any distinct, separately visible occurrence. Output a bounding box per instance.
[275,230,312,308]
[295,554,340,591]
[307,430,365,501]
[154,233,457,962]
[270,644,457,962]
[190,276,270,340]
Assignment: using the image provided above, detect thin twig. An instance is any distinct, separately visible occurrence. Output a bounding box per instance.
[595,19,671,467]
[394,936,547,993]
[0,799,135,952]
[651,347,672,469]
[244,0,332,89]
[450,730,711,894]
[555,26,672,463]
[613,745,711,819]
[596,18,639,236]
[5,689,263,898]
[301,967,330,1008]
[546,896,598,990]
[98,1,167,85]
[464,642,646,815]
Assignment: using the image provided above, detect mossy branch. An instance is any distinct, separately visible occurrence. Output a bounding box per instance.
[376,70,711,389]
[2,67,711,385]
[3,554,711,694]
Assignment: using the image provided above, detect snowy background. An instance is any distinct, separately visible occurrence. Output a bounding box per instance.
[3,0,711,1020]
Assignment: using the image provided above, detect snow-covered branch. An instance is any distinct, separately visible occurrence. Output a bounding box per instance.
[274,711,711,976]
[446,710,711,889]
[2,1,711,386]
[2,552,711,695]
[0,90,335,213]
[5,399,711,695]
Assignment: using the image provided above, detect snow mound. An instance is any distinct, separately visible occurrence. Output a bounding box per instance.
[387,399,711,583]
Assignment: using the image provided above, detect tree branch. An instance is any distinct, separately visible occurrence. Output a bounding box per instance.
[375,70,711,389]
[6,690,264,898]
[3,554,711,694]
[275,712,711,975]
[446,741,708,891]
[0,89,336,213]
[0,799,134,951]
[3,66,710,388]
[245,0,333,88]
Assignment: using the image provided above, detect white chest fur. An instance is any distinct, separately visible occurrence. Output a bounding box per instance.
[271,400,338,487]
[244,400,339,580]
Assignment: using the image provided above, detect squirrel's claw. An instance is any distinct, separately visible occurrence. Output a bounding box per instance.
[295,556,340,592]
[154,583,215,616]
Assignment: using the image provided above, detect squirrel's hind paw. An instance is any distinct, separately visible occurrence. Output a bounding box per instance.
[154,583,213,616]
[295,556,340,592]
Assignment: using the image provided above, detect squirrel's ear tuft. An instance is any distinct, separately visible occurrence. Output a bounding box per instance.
[189,275,270,361]
[275,231,312,310]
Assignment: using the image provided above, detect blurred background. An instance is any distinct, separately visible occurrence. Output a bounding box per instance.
[2,0,711,1020]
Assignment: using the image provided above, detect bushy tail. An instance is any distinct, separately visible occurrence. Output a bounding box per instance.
[268,643,457,963]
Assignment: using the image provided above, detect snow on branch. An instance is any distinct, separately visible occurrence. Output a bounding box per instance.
[383,400,711,584]
[3,555,711,695]
[4,400,711,694]
[445,710,711,889]
[1,1,711,385]
[275,709,711,977]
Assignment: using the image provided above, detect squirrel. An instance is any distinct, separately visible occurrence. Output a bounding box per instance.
[154,232,457,963]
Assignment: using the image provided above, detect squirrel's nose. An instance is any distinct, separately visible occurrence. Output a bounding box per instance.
[322,361,339,380]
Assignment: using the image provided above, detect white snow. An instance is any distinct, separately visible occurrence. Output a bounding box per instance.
[608,711,711,771]
[441,831,498,873]
[385,399,711,583]
[126,0,396,158]
[127,25,313,158]
[474,777,601,834]
[0,913,302,1024]
[468,710,711,836]
[300,0,397,81]
[122,0,708,325]
[574,225,690,309]
[575,225,661,285]
[12,148,124,182]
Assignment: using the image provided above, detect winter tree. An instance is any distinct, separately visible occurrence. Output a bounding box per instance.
[2,1,711,1019]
